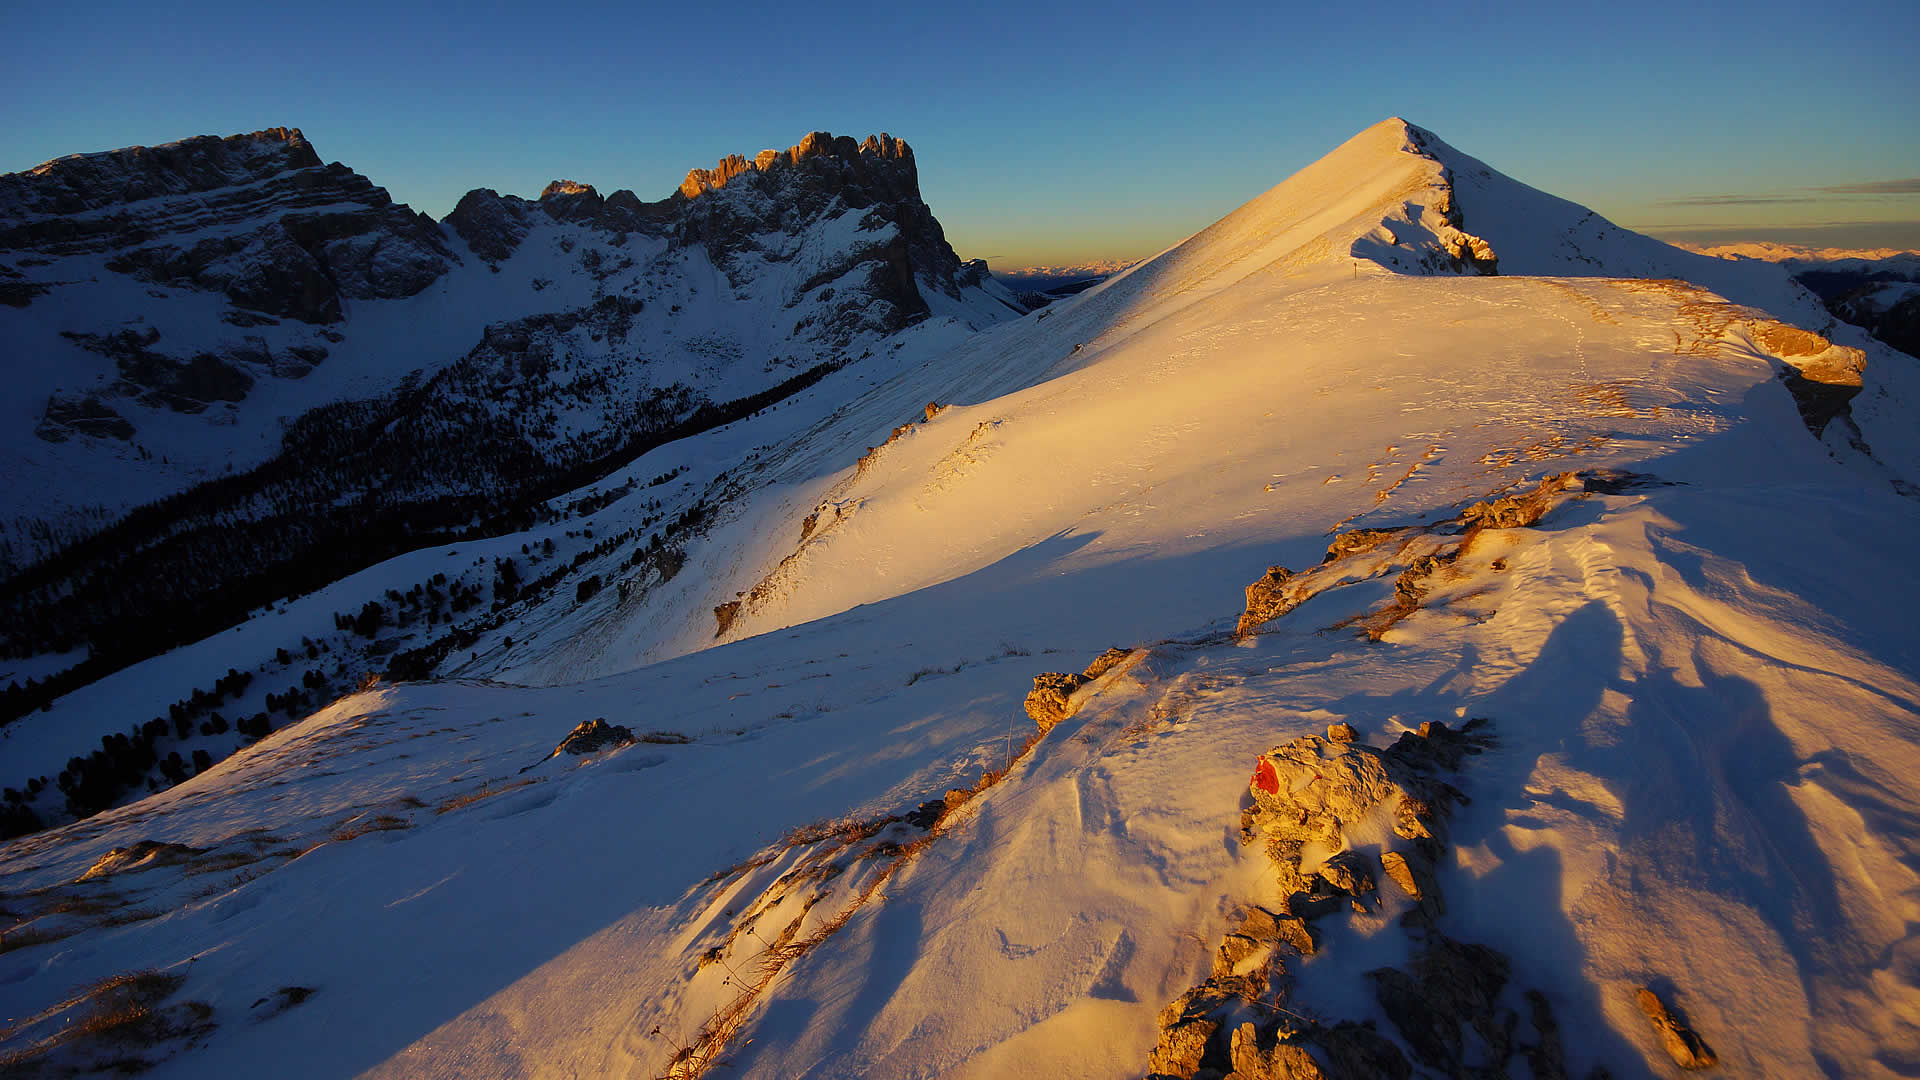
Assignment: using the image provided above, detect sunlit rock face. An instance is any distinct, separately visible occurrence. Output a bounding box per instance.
[671,131,972,329]
[0,128,453,323]
[445,131,981,340]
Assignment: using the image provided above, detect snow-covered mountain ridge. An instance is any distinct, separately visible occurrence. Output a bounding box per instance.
[2,118,1917,1079]
[0,126,1021,757]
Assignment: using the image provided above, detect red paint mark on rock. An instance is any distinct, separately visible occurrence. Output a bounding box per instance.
[1253,758,1279,795]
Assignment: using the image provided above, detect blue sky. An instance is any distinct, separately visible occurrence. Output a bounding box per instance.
[5,0,1916,265]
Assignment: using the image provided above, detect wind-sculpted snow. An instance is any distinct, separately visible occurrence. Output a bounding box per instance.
[2,120,1917,1080]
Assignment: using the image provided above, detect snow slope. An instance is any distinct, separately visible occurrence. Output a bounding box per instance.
[2,119,1917,1080]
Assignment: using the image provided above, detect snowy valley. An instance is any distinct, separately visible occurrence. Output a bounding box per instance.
[1,118,1917,1079]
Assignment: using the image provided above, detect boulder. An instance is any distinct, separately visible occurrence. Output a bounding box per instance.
[1237,565,1299,637]
[1024,672,1088,731]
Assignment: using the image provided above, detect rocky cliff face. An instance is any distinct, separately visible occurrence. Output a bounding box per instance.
[443,178,671,262]
[673,132,971,327]
[443,131,989,339]
[1828,281,1920,360]
[0,128,453,323]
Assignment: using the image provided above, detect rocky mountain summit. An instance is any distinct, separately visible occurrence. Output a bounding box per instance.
[446,130,987,342]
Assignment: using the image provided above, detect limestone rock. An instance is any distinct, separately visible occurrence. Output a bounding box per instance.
[668,130,974,331]
[1458,472,1577,531]
[1315,851,1377,898]
[1,130,457,323]
[553,717,635,756]
[903,799,948,830]
[1635,987,1717,1070]
[1749,317,1869,435]
[1238,904,1317,956]
[1228,1022,1338,1080]
[1379,850,1444,914]
[1324,722,1357,742]
[1524,990,1573,1080]
[1024,671,1088,731]
[1214,933,1261,978]
[538,179,604,222]
[1148,981,1235,1078]
[1245,733,1406,895]
[1237,565,1299,637]
[1082,646,1134,681]
[1322,528,1402,563]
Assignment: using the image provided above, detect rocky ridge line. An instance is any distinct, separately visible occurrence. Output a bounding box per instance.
[0,127,452,324]
[1143,469,1723,1078]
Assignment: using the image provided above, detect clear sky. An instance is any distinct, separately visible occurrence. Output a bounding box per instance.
[4,0,1916,267]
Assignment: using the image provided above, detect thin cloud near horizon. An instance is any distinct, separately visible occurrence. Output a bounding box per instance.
[1655,178,1920,208]
[1811,178,1920,195]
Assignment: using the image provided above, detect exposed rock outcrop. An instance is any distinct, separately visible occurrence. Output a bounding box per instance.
[1635,987,1718,1070]
[1237,471,1590,642]
[1237,565,1299,638]
[1747,318,1868,435]
[1149,722,1500,1080]
[58,327,258,414]
[1023,672,1088,731]
[35,394,135,443]
[552,717,635,756]
[1145,715,1624,1080]
[1244,723,1485,903]
[77,840,206,881]
[1082,646,1134,681]
[1829,281,1920,360]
